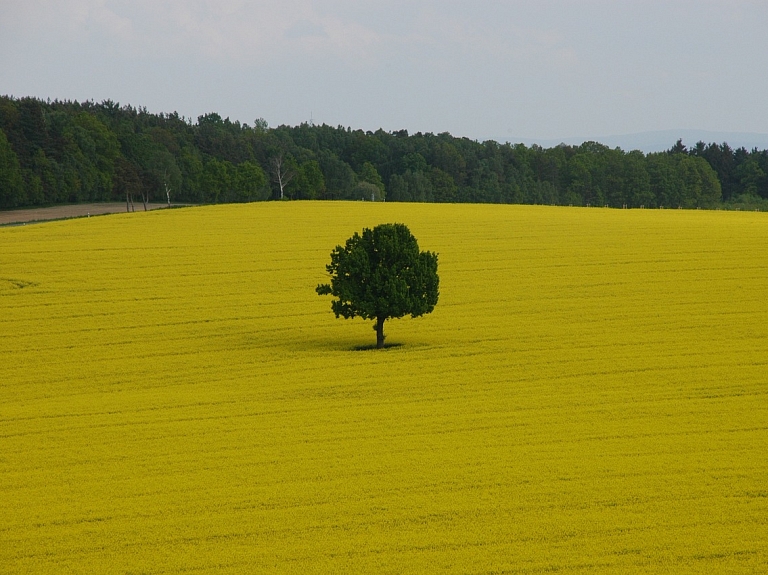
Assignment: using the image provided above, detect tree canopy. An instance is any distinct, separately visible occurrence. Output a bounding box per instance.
[316,223,439,348]
[2,95,768,211]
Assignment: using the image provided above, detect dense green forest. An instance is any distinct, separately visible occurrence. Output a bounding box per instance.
[1,95,767,210]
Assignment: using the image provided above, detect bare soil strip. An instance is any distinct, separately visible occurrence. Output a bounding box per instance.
[0,203,179,225]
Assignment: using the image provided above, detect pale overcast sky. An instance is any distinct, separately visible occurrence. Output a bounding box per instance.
[2,0,768,144]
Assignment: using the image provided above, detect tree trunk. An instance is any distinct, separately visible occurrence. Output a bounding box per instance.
[164,170,171,208]
[375,316,385,349]
[271,154,294,200]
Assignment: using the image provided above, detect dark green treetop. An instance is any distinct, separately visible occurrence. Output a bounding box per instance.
[316,223,439,348]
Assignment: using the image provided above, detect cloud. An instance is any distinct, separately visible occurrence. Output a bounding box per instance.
[2,1,583,74]
[284,20,327,40]
[4,1,768,139]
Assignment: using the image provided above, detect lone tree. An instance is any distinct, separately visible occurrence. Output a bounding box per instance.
[316,223,439,348]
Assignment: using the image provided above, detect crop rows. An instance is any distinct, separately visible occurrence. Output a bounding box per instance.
[1,202,767,573]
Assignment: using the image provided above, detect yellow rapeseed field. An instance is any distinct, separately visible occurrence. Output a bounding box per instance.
[1,202,767,574]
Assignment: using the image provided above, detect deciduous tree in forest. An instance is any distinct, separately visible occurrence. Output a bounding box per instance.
[0,128,25,208]
[359,161,386,200]
[294,160,325,199]
[270,153,296,200]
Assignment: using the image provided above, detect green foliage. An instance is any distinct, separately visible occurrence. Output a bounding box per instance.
[293,160,325,200]
[114,157,142,205]
[72,112,120,199]
[429,167,458,203]
[318,150,356,199]
[648,153,722,208]
[200,157,231,203]
[735,159,766,198]
[359,161,385,198]
[317,223,439,348]
[232,161,269,201]
[389,170,433,202]
[0,95,760,210]
[0,128,25,208]
[178,146,204,202]
[353,181,384,202]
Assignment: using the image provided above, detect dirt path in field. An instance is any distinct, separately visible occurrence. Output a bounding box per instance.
[0,203,183,225]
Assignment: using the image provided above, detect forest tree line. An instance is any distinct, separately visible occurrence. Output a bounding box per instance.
[2,95,768,211]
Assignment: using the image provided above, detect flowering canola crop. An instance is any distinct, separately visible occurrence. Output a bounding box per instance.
[1,202,767,573]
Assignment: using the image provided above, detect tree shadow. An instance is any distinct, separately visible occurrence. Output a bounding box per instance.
[350,342,405,351]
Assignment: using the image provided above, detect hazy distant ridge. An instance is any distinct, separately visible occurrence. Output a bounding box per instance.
[504,130,768,154]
